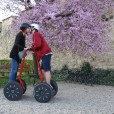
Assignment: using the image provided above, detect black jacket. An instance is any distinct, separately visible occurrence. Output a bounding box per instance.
[10,31,26,63]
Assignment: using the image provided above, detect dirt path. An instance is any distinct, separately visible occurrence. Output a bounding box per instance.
[0,82,114,114]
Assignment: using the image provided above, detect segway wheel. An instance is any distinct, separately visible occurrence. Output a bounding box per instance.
[51,80,58,96]
[34,83,52,103]
[16,79,27,94]
[3,81,23,101]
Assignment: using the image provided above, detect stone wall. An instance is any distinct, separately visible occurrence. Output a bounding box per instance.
[0,16,15,59]
[1,16,14,37]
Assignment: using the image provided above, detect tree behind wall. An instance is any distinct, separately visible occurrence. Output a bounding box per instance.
[12,0,114,57]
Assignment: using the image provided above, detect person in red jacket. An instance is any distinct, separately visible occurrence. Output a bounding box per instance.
[31,23,53,87]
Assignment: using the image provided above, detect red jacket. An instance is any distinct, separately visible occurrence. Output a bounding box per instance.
[32,31,52,60]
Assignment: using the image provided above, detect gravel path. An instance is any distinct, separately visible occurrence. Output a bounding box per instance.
[0,82,114,114]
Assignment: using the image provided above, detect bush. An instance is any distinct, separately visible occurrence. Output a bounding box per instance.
[65,62,95,86]
[52,65,69,81]
[93,68,114,86]
[65,62,114,86]
[79,62,93,85]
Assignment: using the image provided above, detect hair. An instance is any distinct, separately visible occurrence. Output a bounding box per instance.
[35,29,38,32]
[32,28,38,32]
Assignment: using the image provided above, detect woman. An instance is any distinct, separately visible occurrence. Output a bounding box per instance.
[9,23,31,81]
[31,23,53,88]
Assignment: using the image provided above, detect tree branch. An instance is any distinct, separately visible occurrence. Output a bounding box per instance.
[55,10,75,18]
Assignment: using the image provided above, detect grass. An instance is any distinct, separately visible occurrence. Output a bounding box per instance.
[0,78,9,88]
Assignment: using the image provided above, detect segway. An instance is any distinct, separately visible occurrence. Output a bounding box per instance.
[4,49,58,103]
[3,50,28,101]
[33,52,58,103]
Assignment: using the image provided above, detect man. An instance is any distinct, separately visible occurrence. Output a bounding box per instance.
[9,23,31,81]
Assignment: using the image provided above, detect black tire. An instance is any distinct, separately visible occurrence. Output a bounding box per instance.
[3,81,23,101]
[51,80,58,96]
[34,83,52,103]
[16,79,27,94]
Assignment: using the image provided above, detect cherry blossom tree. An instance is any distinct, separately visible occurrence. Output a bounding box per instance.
[12,0,114,56]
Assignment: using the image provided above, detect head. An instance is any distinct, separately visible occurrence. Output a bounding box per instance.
[31,23,40,33]
[20,23,31,35]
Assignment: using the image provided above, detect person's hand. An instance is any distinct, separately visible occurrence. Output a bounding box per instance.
[24,48,30,56]
[24,47,30,51]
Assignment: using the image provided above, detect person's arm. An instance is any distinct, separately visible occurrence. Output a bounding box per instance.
[32,32,41,50]
[14,34,25,50]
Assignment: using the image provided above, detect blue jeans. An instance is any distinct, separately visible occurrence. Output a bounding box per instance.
[10,59,19,81]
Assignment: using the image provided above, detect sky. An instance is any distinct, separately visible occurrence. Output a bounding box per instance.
[0,0,35,21]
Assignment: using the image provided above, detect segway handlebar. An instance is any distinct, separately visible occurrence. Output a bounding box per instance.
[23,48,33,58]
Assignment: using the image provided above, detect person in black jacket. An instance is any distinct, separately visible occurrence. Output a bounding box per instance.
[9,23,31,81]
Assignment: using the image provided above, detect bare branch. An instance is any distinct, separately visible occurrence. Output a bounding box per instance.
[55,10,75,18]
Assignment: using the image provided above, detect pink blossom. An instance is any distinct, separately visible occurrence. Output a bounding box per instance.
[12,0,114,56]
